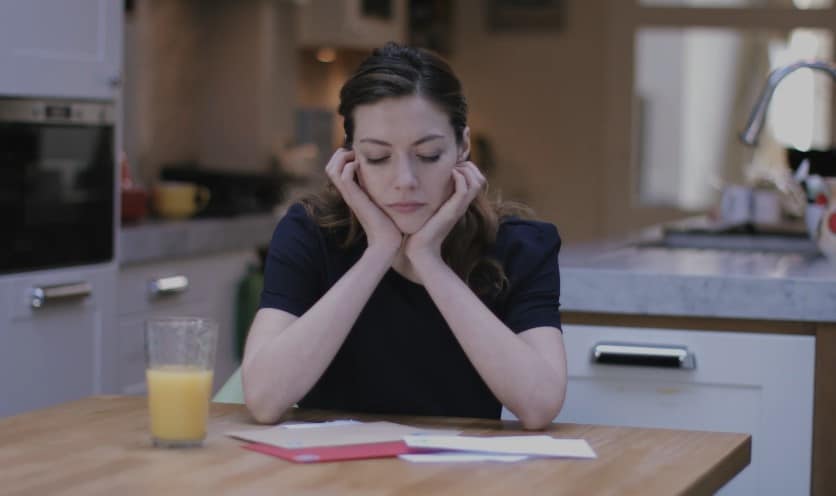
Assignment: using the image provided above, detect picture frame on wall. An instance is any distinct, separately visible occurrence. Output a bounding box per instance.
[486,0,565,32]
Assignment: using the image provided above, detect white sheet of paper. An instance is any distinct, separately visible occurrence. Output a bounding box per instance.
[403,434,597,459]
[399,453,529,463]
[279,420,360,429]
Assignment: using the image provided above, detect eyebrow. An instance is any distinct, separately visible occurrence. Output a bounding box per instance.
[357,134,445,147]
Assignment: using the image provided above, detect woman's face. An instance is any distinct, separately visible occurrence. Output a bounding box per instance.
[352,95,470,234]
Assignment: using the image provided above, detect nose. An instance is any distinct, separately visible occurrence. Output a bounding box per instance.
[392,156,418,190]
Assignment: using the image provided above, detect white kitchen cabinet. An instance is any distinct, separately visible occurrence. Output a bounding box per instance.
[503,324,815,496]
[116,250,256,396]
[0,264,118,417]
[296,0,407,50]
[0,0,122,99]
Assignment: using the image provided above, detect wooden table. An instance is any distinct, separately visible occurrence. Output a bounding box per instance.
[0,396,750,495]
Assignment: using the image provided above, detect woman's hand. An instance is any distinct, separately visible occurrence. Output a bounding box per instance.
[325,148,403,255]
[404,161,486,267]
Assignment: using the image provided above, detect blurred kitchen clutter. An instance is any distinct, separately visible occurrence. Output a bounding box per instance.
[159,162,288,218]
[120,152,148,224]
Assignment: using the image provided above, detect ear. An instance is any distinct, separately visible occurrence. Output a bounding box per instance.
[458,127,471,163]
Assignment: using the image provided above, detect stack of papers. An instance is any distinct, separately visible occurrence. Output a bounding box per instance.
[227,421,459,463]
[401,434,596,463]
[227,421,596,464]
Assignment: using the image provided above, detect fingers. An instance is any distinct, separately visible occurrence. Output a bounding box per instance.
[336,160,368,203]
[451,167,468,198]
[436,162,483,221]
[454,161,486,200]
[329,153,380,218]
[341,160,358,182]
[325,149,362,197]
[325,148,355,181]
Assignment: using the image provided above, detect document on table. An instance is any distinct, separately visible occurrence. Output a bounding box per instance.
[403,434,597,459]
[226,421,459,449]
[399,453,530,463]
[227,420,595,464]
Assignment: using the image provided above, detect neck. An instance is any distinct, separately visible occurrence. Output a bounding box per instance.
[391,249,422,284]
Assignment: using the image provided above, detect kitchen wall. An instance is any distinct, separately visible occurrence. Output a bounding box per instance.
[448,0,609,242]
[297,49,368,151]
[294,1,610,242]
[125,0,297,186]
[125,0,613,242]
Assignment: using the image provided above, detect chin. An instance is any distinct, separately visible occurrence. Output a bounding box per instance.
[393,215,430,235]
[393,222,420,235]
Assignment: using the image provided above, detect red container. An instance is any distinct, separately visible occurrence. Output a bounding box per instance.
[121,187,148,223]
[120,153,148,223]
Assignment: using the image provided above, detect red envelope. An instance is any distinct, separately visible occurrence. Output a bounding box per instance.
[243,440,419,463]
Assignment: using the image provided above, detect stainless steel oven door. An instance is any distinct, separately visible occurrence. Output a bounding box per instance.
[0,98,115,274]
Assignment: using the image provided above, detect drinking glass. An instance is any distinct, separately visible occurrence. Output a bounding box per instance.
[145,317,218,448]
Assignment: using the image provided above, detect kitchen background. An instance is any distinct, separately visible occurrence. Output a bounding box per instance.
[121,0,835,242]
[2,1,836,495]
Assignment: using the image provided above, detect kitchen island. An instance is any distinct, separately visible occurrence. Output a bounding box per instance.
[558,226,836,495]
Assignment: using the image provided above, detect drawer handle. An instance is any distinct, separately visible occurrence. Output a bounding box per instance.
[30,281,92,309]
[148,275,189,297]
[592,342,696,369]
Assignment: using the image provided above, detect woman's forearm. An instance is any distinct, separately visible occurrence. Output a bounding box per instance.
[413,257,567,429]
[243,246,396,423]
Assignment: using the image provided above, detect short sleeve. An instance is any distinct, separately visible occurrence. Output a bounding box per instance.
[259,203,325,316]
[498,220,562,334]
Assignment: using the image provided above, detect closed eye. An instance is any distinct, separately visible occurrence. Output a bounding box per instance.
[365,154,441,164]
[418,155,441,163]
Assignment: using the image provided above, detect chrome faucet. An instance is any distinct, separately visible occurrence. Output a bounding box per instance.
[740,60,836,146]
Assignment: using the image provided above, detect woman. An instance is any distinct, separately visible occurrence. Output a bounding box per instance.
[243,43,567,430]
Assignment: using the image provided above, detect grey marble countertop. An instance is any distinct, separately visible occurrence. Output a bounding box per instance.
[560,218,836,323]
[119,213,278,265]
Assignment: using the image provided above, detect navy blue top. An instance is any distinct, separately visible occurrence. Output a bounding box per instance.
[259,203,562,419]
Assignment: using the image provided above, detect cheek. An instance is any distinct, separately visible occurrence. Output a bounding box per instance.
[441,175,454,199]
[428,168,456,204]
[357,166,385,199]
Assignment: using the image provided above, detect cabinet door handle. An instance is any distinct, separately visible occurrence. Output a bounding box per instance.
[30,281,92,309]
[592,342,696,369]
[148,275,189,298]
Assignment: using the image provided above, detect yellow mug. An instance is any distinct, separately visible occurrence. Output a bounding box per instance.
[152,181,210,219]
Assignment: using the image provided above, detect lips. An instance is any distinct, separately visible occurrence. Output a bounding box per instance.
[387,202,426,214]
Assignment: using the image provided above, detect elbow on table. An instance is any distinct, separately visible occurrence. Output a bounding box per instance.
[243,393,280,425]
[517,409,558,431]
[242,373,285,425]
[516,392,566,430]
[246,402,283,425]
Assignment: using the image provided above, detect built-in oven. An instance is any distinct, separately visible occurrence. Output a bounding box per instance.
[0,98,115,274]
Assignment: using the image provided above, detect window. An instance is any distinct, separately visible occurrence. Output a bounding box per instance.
[635,27,832,209]
[603,0,836,231]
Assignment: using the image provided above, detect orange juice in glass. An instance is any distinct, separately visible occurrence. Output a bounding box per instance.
[145,317,218,448]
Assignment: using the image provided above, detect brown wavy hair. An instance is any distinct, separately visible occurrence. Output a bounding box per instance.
[301,43,531,303]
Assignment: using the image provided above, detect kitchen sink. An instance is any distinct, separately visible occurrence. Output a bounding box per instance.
[637,222,820,254]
